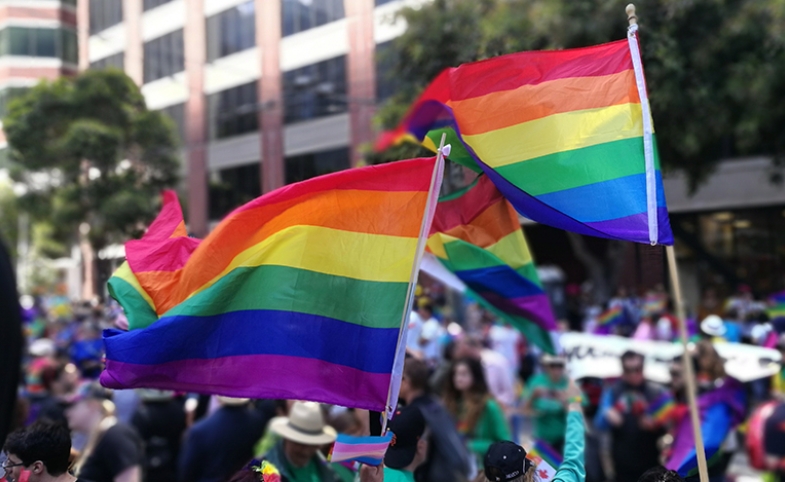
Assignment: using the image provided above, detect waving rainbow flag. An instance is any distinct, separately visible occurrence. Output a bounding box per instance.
[101,158,443,411]
[647,392,676,426]
[428,176,556,353]
[377,36,672,246]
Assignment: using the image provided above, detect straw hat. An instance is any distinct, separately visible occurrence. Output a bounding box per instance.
[270,401,337,446]
[217,396,250,406]
[701,315,727,337]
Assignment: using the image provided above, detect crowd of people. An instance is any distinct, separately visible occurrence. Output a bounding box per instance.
[4,280,785,482]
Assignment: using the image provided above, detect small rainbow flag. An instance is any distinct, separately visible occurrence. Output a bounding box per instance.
[527,440,563,469]
[101,158,443,411]
[598,306,625,327]
[767,291,785,319]
[647,393,676,425]
[329,432,393,466]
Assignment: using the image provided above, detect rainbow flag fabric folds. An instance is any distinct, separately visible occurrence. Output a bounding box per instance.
[329,433,393,466]
[101,158,442,411]
[592,306,626,335]
[527,439,563,468]
[377,39,673,245]
[665,379,746,477]
[647,392,676,426]
[428,176,556,353]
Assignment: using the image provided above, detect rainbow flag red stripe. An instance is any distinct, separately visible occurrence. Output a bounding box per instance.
[597,306,624,326]
[377,39,672,245]
[101,158,442,411]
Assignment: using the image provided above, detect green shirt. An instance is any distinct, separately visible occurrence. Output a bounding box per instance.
[524,373,570,444]
[287,459,322,482]
[330,462,355,482]
[466,399,512,464]
[382,467,415,482]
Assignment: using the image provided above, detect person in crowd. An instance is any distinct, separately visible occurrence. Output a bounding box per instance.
[261,401,340,482]
[2,420,83,482]
[69,324,103,380]
[482,378,585,482]
[179,397,268,482]
[406,310,425,359]
[399,358,471,482]
[30,363,78,426]
[130,389,187,482]
[522,354,573,454]
[443,357,510,468]
[324,410,363,482]
[594,351,668,482]
[418,303,445,366]
[721,309,743,343]
[700,315,728,343]
[487,321,521,383]
[637,467,685,482]
[454,337,516,409]
[65,383,143,482]
[254,400,293,459]
[383,405,430,482]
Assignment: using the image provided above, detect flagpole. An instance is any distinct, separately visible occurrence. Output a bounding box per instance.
[381,133,447,433]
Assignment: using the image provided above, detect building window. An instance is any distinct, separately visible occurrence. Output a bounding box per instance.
[283,56,346,124]
[206,1,256,62]
[0,27,78,64]
[0,87,29,119]
[285,147,349,184]
[207,81,259,140]
[143,0,173,11]
[89,0,123,35]
[90,52,124,70]
[375,41,395,103]
[143,29,184,83]
[209,163,260,220]
[159,103,186,145]
[281,0,343,37]
[375,0,396,5]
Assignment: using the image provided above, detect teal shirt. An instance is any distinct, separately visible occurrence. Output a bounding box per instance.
[552,411,586,482]
[382,467,415,482]
[524,373,570,444]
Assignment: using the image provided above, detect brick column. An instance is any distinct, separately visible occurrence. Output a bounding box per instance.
[77,0,89,70]
[123,0,143,85]
[345,0,376,167]
[257,0,284,191]
[184,0,208,236]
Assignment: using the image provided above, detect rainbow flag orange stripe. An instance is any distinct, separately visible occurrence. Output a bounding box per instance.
[598,306,624,326]
[377,39,672,245]
[647,393,676,425]
[101,158,442,411]
[427,176,555,352]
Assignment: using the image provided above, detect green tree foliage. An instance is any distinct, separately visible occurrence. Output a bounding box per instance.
[3,69,180,252]
[374,0,785,189]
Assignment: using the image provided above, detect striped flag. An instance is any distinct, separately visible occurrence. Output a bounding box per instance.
[329,433,393,466]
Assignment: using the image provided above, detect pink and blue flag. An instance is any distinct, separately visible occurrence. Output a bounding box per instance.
[329,433,393,466]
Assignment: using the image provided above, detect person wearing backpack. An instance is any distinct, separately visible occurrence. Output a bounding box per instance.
[130,390,187,482]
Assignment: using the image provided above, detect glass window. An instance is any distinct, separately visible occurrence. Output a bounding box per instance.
[281,0,343,37]
[159,103,186,145]
[209,163,260,220]
[282,55,346,124]
[206,81,259,140]
[375,41,394,103]
[0,87,29,119]
[60,29,78,64]
[0,27,77,63]
[89,0,123,35]
[285,147,349,184]
[143,0,174,11]
[206,0,256,62]
[143,29,184,83]
[90,51,124,70]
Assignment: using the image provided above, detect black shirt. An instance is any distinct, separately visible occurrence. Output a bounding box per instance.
[78,423,144,482]
[131,400,187,482]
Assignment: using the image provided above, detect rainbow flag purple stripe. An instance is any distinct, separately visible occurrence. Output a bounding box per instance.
[329,433,393,466]
[647,393,675,425]
[528,439,563,468]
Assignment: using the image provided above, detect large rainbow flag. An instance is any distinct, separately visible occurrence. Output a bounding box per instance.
[101,158,443,411]
[428,176,556,353]
[377,36,673,245]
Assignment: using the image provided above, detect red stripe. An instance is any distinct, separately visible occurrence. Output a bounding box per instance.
[431,176,505,234]
[449,39,631,101]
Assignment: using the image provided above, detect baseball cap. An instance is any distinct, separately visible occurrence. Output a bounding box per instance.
[484,441,532,482]
[384,405,426,469]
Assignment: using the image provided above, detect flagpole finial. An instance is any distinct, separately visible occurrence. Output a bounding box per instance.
[626,4,638,26]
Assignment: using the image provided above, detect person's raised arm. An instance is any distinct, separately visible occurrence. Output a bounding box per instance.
[553,379,586,482]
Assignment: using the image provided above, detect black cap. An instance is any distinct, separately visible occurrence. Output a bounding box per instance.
[484,441,531,482]
[384,405,426,469]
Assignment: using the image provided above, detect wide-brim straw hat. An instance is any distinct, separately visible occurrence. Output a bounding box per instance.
[270,401,337,446]
[701,315,727,337]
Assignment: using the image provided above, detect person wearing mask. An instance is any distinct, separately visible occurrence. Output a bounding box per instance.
[65,383,144,482]
[399,358,470,482]
[481,378,586,482]
[179,397,267,482]
[383,405,429,482]
[595,351,668,482]
[443,358,510,469]
[2,420,84,482]
[130,390,187,482]
[522,354,575,454]
[261,401,340,482]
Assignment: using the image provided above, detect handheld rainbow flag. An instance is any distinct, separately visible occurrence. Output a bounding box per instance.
[377,31,672,246]
[592,306,626,334]
[101,158,443,412]
[527,439,563,469]
[647,392,676,426]
[428,176,556,353]
[328,432,393,466]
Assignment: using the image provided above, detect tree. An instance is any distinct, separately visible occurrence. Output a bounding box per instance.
[3,69,180,254]
[374,0,785,302]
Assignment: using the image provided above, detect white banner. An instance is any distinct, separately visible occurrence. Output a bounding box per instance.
[559,333,782,383]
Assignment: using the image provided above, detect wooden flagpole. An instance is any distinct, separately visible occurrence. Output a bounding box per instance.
[626,5,710,481]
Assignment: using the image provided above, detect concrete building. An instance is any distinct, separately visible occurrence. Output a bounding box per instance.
[81,0,414,236]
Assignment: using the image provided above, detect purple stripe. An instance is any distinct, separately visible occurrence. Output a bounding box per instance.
[584,208,673,245]
[479,292,556,331]
[100,354,391,411]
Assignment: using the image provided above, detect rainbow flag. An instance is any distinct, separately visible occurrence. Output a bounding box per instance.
[106,190,200,330]
[592,306,626,334]
[377,37,673,246]
[427,176,556,353]
[100,158,443,411]
[647,392,676,425]
[767,291,785,319]
[329,432,393,466]
[527,439,563,469]
[666,379,746,476]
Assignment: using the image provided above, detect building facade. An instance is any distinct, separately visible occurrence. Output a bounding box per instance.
[82,0,413,236]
